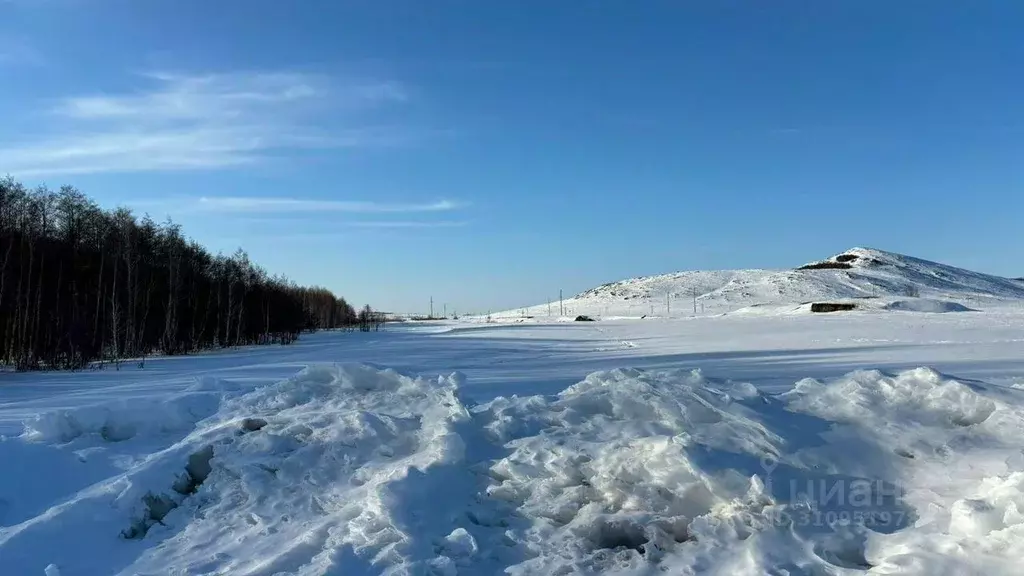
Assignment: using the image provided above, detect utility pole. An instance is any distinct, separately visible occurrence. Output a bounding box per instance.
[430,296,434,319]
[548,300,551,316]
[559,289,563,316]
[443,303,447,319]
[692,287,697,315]
[666,294,670,316]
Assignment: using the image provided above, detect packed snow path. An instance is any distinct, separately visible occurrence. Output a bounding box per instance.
[3,312,1024,574]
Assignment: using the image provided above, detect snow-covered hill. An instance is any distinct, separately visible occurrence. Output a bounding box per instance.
[490,248,1024,319]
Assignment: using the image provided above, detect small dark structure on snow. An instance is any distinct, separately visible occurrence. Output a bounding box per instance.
[798,261,853,270]
[574,315,595,322]
[810,302,857,313]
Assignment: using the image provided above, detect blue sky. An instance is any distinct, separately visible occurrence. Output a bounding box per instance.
[1,1,1022,314]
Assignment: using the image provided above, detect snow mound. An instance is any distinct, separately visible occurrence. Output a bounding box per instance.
[21,391,224,444]
[882,299,974,313]
[785,367,1024,575]
[5,364,1024,574]
[0,365,476,576]
[479,367,1024,574]
[482,368,787,573]
[786,367,1000,429]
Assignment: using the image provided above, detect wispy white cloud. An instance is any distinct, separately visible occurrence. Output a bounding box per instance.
[0,70,411,176]
[52,72,404,121]
[345,220,467,228]
[191,196,464,214]
[121,196,468,223]
[215,220,469,242]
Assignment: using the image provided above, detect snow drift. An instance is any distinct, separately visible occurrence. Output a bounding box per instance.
[0,366,473,575]
[882,299,974,313]
[5,363,1024,574]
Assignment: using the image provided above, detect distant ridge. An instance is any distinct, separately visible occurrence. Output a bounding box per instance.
[489,248,1024,319]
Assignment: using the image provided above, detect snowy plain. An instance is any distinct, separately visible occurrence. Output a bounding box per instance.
[3,308,1024,575]
[5,247,1024,575]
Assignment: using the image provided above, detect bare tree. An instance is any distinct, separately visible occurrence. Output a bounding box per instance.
[0,176,362,371]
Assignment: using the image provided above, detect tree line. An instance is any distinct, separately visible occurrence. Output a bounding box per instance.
[0,176,361,370]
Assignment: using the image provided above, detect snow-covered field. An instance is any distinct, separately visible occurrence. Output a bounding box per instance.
[3,304,1024,575]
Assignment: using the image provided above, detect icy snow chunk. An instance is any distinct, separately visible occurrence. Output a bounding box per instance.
[441,527,478,558]
[785,367,999,430]
[950,498,1003,537]
[427,556,458,576]
[124,444,217,539]
[239,417,268,432]
[44,564,61,576]
[172,444,214,495]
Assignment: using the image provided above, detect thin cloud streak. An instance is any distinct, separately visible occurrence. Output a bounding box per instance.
[344,220,467,228]
[207,224,466,245]
[51,72,404,121]
[0,70,412,176]
[193,196,465,213]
